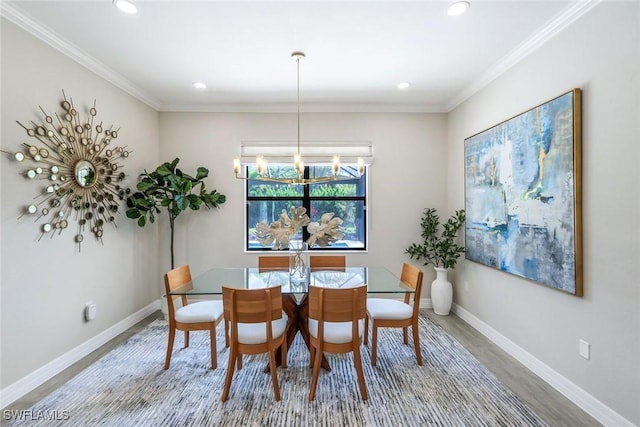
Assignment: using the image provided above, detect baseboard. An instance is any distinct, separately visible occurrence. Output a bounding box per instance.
[0,300,160,408]
[451,303,635,427]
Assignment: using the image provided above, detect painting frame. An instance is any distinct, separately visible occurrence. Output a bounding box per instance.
[464,89,583,296]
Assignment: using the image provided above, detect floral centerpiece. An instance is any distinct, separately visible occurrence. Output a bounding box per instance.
[255,206,344,278]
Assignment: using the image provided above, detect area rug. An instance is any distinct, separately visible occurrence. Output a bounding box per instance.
[7,312,547,426]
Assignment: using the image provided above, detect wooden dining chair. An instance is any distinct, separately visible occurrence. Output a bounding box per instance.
[164,265,226,370]
[258,255,289,271]
[308,285,368,401]
[221,285,288,402]
[364,263,424,366]
[309,255,346,271]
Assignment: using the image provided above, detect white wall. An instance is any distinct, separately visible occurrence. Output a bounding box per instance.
[0,19,161,388]
[158,112,448,278]
[447,2,639,424]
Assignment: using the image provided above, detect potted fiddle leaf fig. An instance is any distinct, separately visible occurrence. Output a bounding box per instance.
[405,208,465,315]
[126,158,226,269]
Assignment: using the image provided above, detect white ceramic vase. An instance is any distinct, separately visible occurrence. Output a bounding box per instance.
[432,267,453,315]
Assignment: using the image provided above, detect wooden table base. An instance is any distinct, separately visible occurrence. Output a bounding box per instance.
[264,294,330,372]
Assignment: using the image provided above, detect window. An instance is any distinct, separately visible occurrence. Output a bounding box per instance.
[245,164,367,251]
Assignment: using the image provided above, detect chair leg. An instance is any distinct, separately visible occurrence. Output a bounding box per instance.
[184,330,190,348]
[221,346,237,402]
[403,326,408,345]
[281,336,288,369]
[353,344,368,401]
[224,321,229,348]
[164,326,176,370]
[309,345,315,368]
[363,316,369,346]
[412,320,423,366]
[308,343,322,401]
[371,323,379,367]
[268,347,281,401]
[209,326,217,369]
[237,354,242,370]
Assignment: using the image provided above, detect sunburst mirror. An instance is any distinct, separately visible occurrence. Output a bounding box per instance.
[2,91,131,250]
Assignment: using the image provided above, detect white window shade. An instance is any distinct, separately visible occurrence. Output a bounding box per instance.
[239,141,373,165]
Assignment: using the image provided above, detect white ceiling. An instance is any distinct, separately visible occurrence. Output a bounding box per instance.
[1,1,599,113]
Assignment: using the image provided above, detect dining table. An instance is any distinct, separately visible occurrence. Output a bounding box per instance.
[168,266,415,371]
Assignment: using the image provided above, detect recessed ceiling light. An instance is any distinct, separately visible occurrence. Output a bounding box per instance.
[113,0,138,15]
[397,82,410,90]
[448,1,470,17]
[193,82,207,89]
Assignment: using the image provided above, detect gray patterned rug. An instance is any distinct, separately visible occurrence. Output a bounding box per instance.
[7,312,547,426]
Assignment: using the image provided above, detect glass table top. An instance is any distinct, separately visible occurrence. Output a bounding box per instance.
[169,267,413,295]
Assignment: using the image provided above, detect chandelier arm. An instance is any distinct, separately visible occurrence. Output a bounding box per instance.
[235,173,358,185]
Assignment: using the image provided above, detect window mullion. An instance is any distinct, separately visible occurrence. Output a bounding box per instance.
[302,166,311,244]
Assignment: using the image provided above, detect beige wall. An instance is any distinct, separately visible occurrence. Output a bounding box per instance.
[0,19,161,388]
[157,111,448,277]
[447,2,639,424]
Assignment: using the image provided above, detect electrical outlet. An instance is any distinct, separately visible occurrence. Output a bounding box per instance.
[84,302,97,321]
[579,339,590,360]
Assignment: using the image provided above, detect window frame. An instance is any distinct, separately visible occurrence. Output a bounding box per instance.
[244,165,367,252]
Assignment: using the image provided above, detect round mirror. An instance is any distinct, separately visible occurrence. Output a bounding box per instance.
[74,160,97,187]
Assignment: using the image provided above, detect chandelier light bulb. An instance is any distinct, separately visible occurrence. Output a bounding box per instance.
[332,155,341,176]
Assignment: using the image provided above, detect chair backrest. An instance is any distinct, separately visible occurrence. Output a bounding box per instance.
[164,265,193,317]
[309,255,346,271]
[400,263,424,315]
[308,285,367,323]
[222,286,283,325]
[258,256,289,271]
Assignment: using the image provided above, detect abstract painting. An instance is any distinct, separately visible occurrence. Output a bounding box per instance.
[464,89,582,296]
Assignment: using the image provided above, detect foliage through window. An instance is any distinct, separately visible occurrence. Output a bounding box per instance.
[245,164,366,251]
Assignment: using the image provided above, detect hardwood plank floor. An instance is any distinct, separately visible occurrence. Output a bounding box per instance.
[1,310,599,426]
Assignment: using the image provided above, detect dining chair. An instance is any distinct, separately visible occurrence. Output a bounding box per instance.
[308,285,368,401]
[221,285,288,402]
[309,255,346,271]
[164,265,226,370]
[258,255,289,271]
[364,263,424,366]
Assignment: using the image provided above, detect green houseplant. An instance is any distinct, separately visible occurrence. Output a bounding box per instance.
[405,208,466,315]
[405,208,466,269]
[126,158,226,269]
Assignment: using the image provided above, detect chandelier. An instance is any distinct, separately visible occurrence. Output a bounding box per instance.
[233,52,364,185]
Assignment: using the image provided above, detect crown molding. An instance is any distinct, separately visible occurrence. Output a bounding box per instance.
[0,1,163,110]
[446,0,603,112]
[158,102,447,114]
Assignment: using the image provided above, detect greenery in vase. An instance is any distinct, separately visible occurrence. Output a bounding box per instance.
[405,208,466,270]
[125,158,226,269]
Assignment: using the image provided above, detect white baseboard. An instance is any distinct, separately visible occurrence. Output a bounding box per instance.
[0,300,161,408]
[451,303,635,427]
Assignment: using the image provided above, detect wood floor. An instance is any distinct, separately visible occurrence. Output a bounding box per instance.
[1,310,599,426]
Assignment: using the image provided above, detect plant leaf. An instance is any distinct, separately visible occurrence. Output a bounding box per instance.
[195,167,209,180]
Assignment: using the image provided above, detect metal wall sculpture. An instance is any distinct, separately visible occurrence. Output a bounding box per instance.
[464,89,582,296]
[2,91,131,249]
